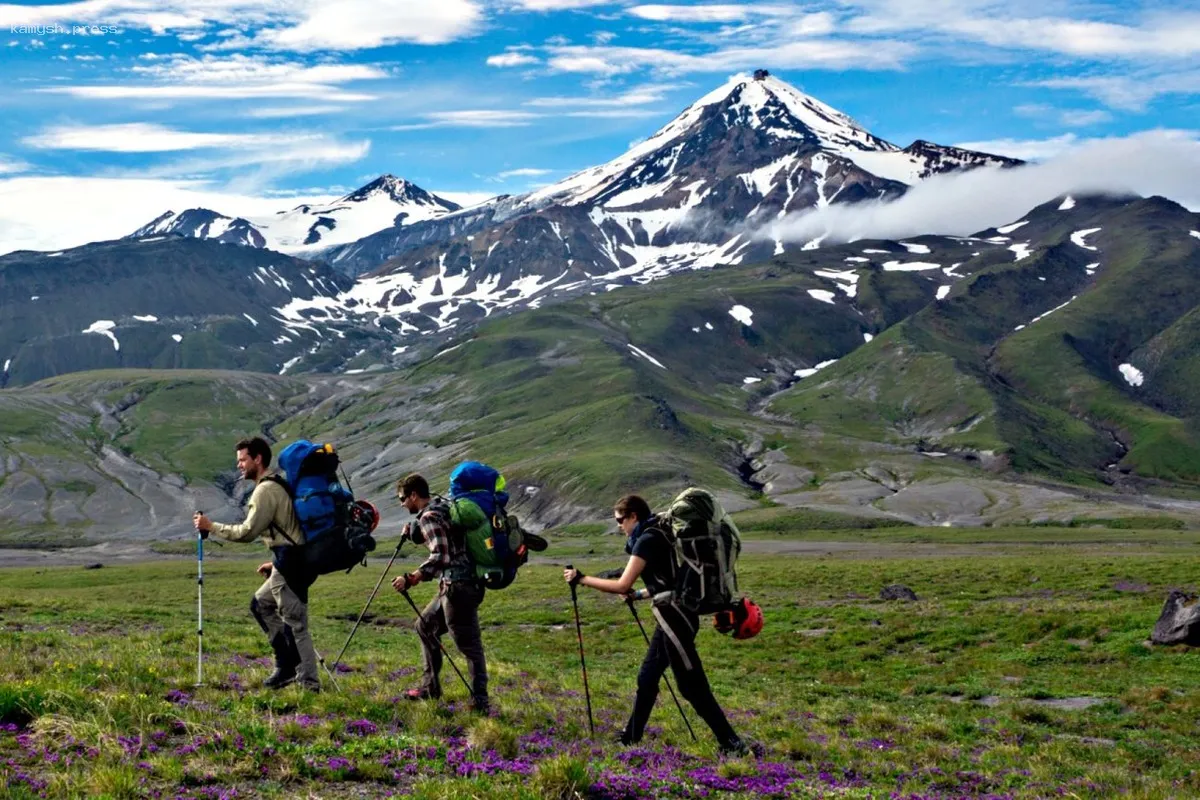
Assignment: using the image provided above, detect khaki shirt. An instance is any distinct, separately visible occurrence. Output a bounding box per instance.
[210,473,304,548]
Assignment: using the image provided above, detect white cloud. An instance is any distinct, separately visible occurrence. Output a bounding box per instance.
[954,134,1082,161]
[1012,103,1112,128]
[391,110,541,130]
[628,4,793,23]
[0,156,30,175]
[23,122,341,152]
[243,104,349,118]
[845,1,1200,60]
[487,51,541,67]
[525,84,674,107]
[762,130,1200,248]
[1033,70,1200,112]
[1058,109,1113,127]
[0,0,483,51]
[39,54,385,102]
[544,38,914,75]
[253,0,483,50]
[0,176,330,255]
[495,167,553,179]
[510,0,613,9]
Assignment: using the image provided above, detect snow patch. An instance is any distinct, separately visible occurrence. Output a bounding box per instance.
[936,285,951,300]
[1191,231,1200,240]
[133,314,158,322]
[82,320,120,351]
[814,268,859,298]
[1085,262,1099,275]
[1070,228,1101,251]
[1119,363,1144,387]
[279,356,301,375]
[794,359,838,379]
[743,376,763,385]
[843,256,869,263]
[1009,243,1032,261]
[171,334,182,343]
[1020,295,1078,328]
[807,289,836,304]
[1058,196,1076,211]
[863,332,874,342]
[2,359,9,372]
[728,305,754,326]
[996,220,1029,234]
[900,242,931,254]
[862,249,890,254]
[882,261,941,272]
[627,344,667,369]
[243,313,259,326]
[704,322,714,331]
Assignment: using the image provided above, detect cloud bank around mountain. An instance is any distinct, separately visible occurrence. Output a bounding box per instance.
[764,130,1200,245]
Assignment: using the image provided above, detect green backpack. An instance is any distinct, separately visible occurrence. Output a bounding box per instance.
[448,497,529,589]
[659,488,743,614]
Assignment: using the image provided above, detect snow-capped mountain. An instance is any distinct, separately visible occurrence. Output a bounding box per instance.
[130,208,267,248]
[127,175,461,261]
[318,71,1021,329]
[515,73,1017,212]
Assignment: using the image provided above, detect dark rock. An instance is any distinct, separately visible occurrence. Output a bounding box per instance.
[1152,590,1200,645]
[880,584,918,602]
[84,563,103,570]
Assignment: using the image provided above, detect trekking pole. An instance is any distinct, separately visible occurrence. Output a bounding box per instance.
[566,564,595,736]
[194,517,206,687]
[626,597,697,742]
[397,587,474,696]
[330,534,407,672]
[313,646,342,693]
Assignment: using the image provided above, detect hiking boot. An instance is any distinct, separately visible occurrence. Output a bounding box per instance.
[263,668,297,689]
[470,696,490,715]
[403,686,440,701]
[719,737,750,757]
[264,632,299,689]
[299,681,321,693]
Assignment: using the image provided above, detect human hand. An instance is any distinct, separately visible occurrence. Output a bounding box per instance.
[392,571,420,592]
[257,561,273,577]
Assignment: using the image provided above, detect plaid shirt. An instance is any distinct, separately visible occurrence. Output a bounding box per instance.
[415,496,471,581]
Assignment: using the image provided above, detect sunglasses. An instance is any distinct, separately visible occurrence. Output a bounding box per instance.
[614,514,629,524]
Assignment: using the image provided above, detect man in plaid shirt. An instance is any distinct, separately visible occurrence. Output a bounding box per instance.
[392,473,489,712]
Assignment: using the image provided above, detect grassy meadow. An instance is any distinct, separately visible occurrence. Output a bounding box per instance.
[3,523,1200,799]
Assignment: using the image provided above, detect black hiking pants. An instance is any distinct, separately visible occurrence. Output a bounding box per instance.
[623,602,740,748]
[417,579,488,707]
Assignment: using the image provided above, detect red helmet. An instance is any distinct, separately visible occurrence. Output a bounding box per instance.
[352,499,380,533]
[713,597,763,640]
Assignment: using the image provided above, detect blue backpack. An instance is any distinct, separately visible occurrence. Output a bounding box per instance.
[272,440,378,576]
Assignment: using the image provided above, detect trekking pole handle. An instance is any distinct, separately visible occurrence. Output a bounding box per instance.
[566,564,584,589]
[193,510,222,546]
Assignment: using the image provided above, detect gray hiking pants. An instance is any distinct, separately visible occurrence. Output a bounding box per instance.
[417,580,488,705]
[253,567,319,688]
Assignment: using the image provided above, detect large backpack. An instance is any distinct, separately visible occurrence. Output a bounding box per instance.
[447,461,534,590]
[272,440,378,576]
[657,488,742,615]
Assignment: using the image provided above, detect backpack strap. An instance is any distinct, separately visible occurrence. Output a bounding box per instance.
[261,475,302,547]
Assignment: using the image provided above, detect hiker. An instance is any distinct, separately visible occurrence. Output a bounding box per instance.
[391,473,489,713]
[563,494,748,754]
[193,436,319,692]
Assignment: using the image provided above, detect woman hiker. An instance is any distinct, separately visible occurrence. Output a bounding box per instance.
[563,494,748,755]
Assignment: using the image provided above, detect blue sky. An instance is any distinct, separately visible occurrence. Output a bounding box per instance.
[0,0,1197,252]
